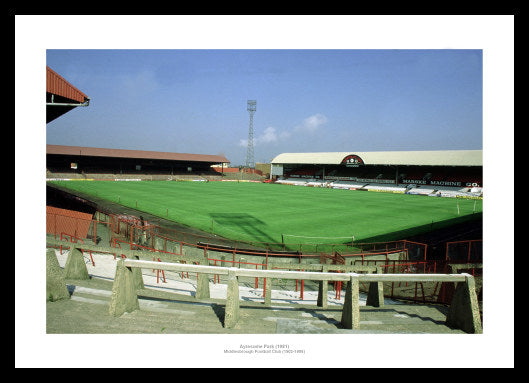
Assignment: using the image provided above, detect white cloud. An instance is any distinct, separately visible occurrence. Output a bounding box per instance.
[239,126,278,147]
[295,113,328,133]
[258,126,278,144]
[238,113,327,147]
[279,130,292,140]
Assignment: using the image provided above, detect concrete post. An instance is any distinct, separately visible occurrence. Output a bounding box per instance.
[154,237,165,252]
[140,230,147,246]
[46,248,70,302]
[317,281,329,309]
[317,266,329,309]
[195,258,210,299]
[341,274,360,329]
[109,259,140,317]
[131,255,144,291]
[224,268,240,328]
[182,245,205,258]
[63,246,90,280]
[366,267,385,307]
[264,277,272,306]
[445,275,483,334]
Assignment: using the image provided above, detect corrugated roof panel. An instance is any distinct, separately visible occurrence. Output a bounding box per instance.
[271,152,352,165]
[46,145,229,164]
[271,150,482,167]
[46,66,89,103]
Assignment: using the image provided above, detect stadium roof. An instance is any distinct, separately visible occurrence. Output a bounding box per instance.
[271,150,482,167]
[47,145,229,164]
[46,66,90,123]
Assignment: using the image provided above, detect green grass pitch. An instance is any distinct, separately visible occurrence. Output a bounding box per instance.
[49,180,483,248]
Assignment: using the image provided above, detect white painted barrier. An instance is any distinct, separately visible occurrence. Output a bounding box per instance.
[116,258,481,333]
[46,238,482,333]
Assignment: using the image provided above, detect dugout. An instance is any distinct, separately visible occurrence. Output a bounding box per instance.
[270,150,483,189]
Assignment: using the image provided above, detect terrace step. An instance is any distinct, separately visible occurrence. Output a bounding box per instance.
[47,278,466,334]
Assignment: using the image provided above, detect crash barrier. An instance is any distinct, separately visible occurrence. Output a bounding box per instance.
[111,236,408,300]
[437,263,483,304]
[49,235,480,305]
[112,258,482,333]
[266,263,380,301]
[97,207,426,256]
[45,238,481,333]
[49,207,429,261]
[446,239,483,262]
[346,258,482,304]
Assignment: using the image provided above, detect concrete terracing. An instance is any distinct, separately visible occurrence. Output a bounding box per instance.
[47,276,467,334]
[46,245,473,334]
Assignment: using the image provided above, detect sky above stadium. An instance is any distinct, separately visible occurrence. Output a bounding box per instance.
[43,20,486,167]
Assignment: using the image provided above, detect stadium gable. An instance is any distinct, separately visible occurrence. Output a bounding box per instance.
[46,145,229,178]
[271,150,482,167]
[47,145,228,164]
[46,66,90,123]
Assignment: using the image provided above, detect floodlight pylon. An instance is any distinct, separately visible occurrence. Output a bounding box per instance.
[246,100,256,169]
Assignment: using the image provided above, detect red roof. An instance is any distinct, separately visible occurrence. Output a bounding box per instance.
[46,66,89,103]
[46,145,229,164]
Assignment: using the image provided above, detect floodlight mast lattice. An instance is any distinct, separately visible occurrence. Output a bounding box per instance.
[246,100,257,169]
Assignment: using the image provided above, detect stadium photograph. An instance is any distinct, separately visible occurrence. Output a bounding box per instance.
[15,15,514,369]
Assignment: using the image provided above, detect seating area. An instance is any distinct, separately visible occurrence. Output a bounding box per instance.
[406,186,437,196]
[427,169,482,187]
[275,177,316,186]
[363,183,408,193]
[306,180,327,187]
[329,180,367,189]
[400,171,428,183]
[46,169,224,182]
[287,165,321,178]
[275,177,483,198]
[433,185,483,198]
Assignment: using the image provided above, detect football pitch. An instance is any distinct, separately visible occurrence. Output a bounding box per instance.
[49,180,483,247]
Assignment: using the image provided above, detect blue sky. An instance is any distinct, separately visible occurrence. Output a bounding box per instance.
[46,49,483,166]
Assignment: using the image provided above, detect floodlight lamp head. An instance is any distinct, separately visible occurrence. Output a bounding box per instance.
[247,100,257,112]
